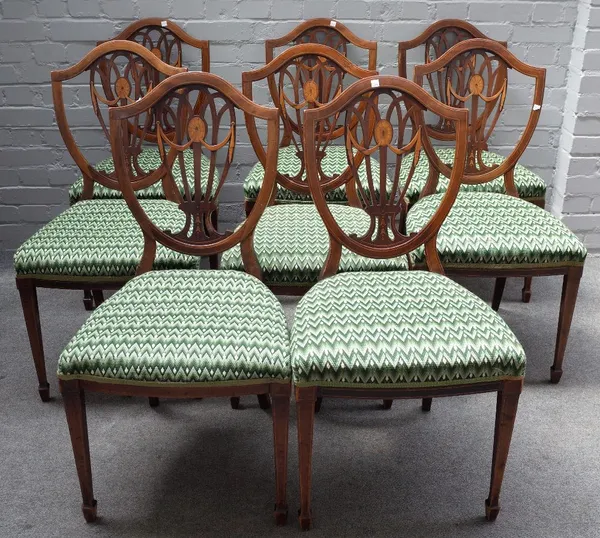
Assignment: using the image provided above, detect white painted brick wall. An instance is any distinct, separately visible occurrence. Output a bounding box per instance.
[0,0,588,251]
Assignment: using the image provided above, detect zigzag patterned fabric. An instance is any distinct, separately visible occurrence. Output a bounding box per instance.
[243,145,391,203]
[406,192,587,267]
[68,148,215,205]
[404,147,547,204]
[14,199,199,278]
[291,271,526,387]
[221,204,408,286]
[58,270,291,385]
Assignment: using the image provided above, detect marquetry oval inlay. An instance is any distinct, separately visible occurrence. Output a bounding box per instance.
[188,116,206,142]
[374,119,393,146]
[115,77,131,99]
[303,79,319,103]
[469,74,484,96]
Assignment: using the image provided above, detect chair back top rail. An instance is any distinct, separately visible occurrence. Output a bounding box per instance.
[304,75,469,276]
[110,71,280,276]
[266,18,377,71]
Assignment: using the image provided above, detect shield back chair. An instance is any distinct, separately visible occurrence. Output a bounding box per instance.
[242,18,377,213]
[293,75,526,529]
[14,41,196,402]
[399,20,545,302]
[222,44,405,296]
[58,71,291,525]
[408,39,586,383]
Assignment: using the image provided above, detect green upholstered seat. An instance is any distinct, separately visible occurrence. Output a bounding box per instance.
[220,204,408,287]
[406,193,587,268]
[404,147,547,204]
[243,145,391,204]
[14,199,199,278]
[57,270,291,385]
[68,148,214,205]
[291,271,526,388]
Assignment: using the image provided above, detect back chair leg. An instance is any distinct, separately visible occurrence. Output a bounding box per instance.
[230,397,240,409]
[271,384,291,525]
[91,290,104,308]
[16,278,50,402]
[551,266,583,383]
[382,399,393,410]
[258,394,271,410]
[148,397,160,407]
[492,277,507,312]
[83,290,94,311]
[486,379,522,521]
[314,396,323,413]
[521,277,532,303]
[421,397,432,412]
[296,386,317,530]
[61,380,97,523]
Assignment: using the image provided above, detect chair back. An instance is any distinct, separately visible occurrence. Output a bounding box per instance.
[303,75,469,277]
[109,72,280,277]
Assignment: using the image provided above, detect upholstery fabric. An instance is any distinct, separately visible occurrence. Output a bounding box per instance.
[406,193,587,267]
[243,145,391,203]
[221,204,408,286]
[58,270,291,385]
[291,271,526,387]
[14,199,198,278]
[69,148,214,204]
[404,147,547,204]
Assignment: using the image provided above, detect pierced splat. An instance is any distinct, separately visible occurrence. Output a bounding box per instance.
[294,26,349,56]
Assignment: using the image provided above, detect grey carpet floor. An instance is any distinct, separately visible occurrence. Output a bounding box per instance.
[1,257,599,538]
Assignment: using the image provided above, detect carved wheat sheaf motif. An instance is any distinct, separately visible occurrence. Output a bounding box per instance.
[154,86,235,243]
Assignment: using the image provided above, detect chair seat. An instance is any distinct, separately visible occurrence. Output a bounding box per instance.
[243,145,390,203]
[221,204,408,287]
[406,193,587,268]
[68,148,214,205]
[14,199,198,279]
[291,271,526,388]
[57,270,291,385]
[404,147,547,204]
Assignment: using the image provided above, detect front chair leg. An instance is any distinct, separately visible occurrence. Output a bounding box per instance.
[296,386,317,530]
[551,266,583,383]
[521,277,532,303]
[271,384,291,525]
[485,379,522,522]
[492,278,507,312]
[61,380,97,523]
[16,278,50,402]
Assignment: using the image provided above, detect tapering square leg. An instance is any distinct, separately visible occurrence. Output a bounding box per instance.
[61,380,97,523]
[551,266,583,383]
[258,393,271,410]
[91,290,104,308]
[485,379,521,521]
[16,278,49,402]
[492,277,507,312]
[521,277,532,303]
[296,386,317,530]
[421,397,432,412]
[271,384,291,525]
[83,290,94,311]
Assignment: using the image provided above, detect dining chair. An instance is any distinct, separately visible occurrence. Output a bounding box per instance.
[407,39,585,383]
[293,74,525,529]
[242,18,378,213]
[221,44,403,296]
[15,41,193,402]
[59,71,291,525]
[399,20,544,302]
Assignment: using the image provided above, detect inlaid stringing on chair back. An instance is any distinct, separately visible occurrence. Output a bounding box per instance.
[109,72,280,277]
[303,76,469,277]
[413,39,546,195]
[243,43,377,198]
[51,41,187,200]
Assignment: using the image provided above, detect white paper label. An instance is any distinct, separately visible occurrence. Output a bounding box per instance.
[371,79,380,88]
[161,20,168,27]
[532,103,541,111]
[330,20,337,27]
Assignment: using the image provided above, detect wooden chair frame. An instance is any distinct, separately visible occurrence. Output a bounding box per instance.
[60,72,291,526]
[413,40,582,383]
[294,75,522,529]
[17,41,186,402]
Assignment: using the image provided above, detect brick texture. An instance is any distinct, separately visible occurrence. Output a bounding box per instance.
[0,0,592,252]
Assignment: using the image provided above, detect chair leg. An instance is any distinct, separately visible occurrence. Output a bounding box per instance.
[258,394,271,410]
[485,379,522,522]
[209,209,219,270]
[16,278,50,402]
[91,290,104,308]
[382,399,393,410]
[421,397,432,412]
[148,397,160,407]
[521,277,532,303]
[61,380,97,523]
[296,386,317,531]
[551,266,583,383]
[244,200,255,217]
[83,290,94,311]
[492,277,507,312]
[271,384,291,526]
[314,396,323,413]
[230,397,241,409]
